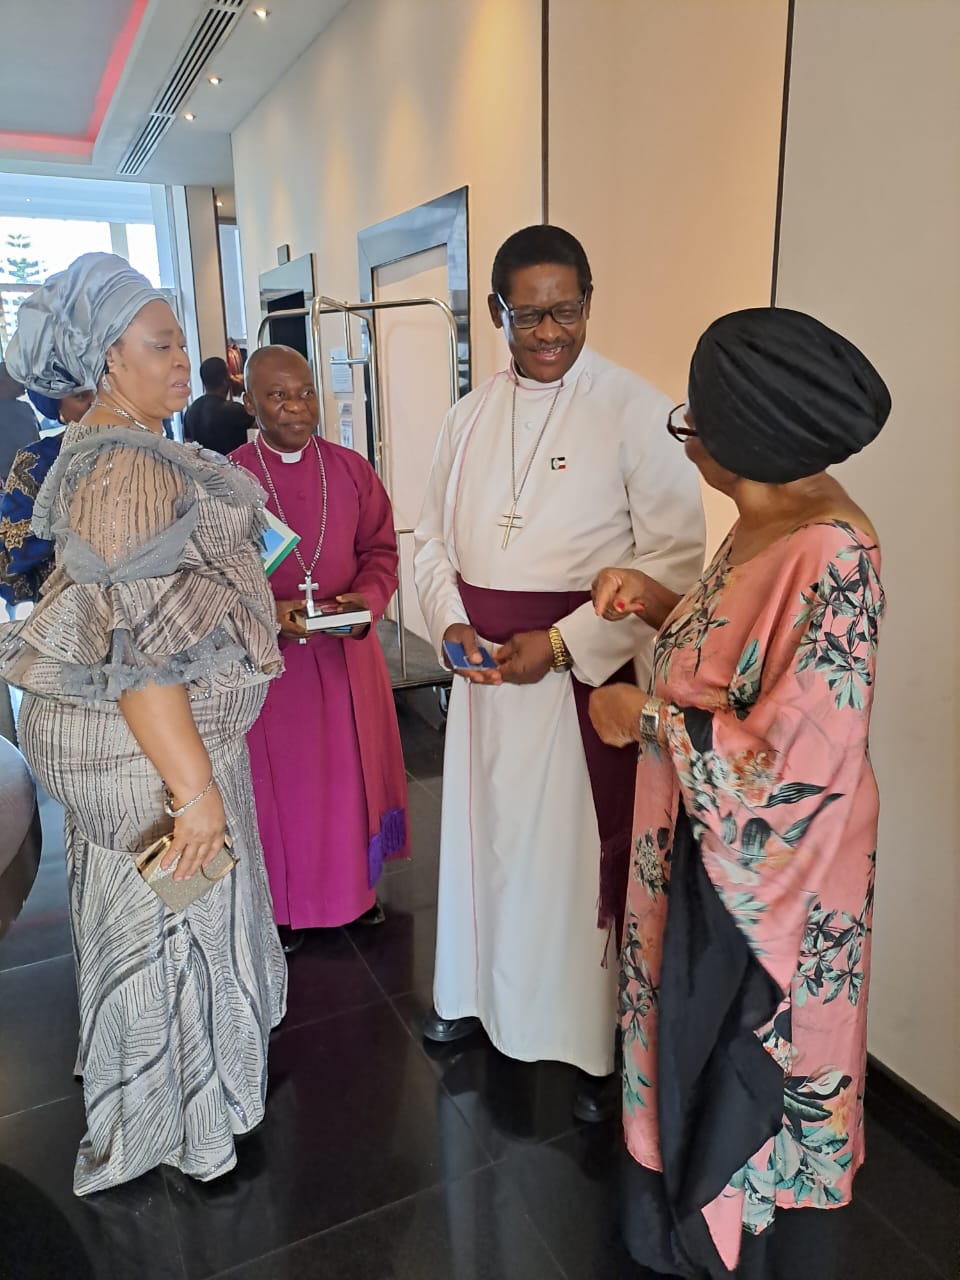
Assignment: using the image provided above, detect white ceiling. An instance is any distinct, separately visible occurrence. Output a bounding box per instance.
[3,0,135,135]
[0,0,349,190]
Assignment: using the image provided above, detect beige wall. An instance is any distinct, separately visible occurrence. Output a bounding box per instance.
[231,0,543,394]
[548,0,789,554]
[776,0,960,1117]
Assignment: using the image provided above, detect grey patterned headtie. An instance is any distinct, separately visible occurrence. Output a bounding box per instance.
[3,252,166,396]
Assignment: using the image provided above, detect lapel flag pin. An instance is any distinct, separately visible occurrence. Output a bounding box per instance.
[550,456,567,471]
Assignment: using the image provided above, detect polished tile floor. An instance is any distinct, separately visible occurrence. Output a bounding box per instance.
[1,697,957,1279]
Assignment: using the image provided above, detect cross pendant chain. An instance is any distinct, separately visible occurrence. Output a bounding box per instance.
[299,576,320,617]
[499,380,564,550]
[254,434,328,617]
[498,501,524,549]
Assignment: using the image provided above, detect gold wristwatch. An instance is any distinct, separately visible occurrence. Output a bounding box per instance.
[547,625,571,670]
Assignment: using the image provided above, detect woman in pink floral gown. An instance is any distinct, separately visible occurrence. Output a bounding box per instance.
[589,308,891,1278]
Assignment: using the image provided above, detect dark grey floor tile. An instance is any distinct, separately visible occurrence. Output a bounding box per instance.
[828,1196,945,1280]
[163,1002,490,1278]
[437,1049,584,1163]
[857,1111,960,1278]
[210,1166,562,1279]
[0,793,72,973]
[0,953,79,1118]
[502,1127,643,1280]
[395,701,445,784]
[405,776,441,855]
[377,786,440,915]
[389,1008,586,1161]
[281,925,384,1030]
[348,903,437,1001]
[420,775,444,801]
[0,1094,185,1280]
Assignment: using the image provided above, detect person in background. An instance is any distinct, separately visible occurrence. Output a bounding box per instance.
[226,337,245,396]
[182,355,253,454]
[0,384,95,607]
[0,253,286,1195]
[413,225,705,1121]
[233,345,408,953]
[588,308,890,1279]
[0,362,39,484]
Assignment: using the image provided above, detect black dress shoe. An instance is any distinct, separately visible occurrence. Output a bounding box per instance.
[422,1006,481,1044]
[573,1071,618,1123]
[277,926,304,954]
[354,900,386,926]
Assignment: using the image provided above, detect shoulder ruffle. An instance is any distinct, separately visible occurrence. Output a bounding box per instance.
[33,426,267,540]
[0,426,280,700]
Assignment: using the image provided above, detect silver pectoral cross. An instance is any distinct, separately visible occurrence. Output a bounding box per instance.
[498,501,524,549]
[299,576,320,617]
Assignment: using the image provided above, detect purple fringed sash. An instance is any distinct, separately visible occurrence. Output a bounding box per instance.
[457,578,637,940]
[367,806,407,889]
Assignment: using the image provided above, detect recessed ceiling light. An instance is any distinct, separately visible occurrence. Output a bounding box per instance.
[183,111,196,121]
[208,75,221,86]
[254,7,270,18]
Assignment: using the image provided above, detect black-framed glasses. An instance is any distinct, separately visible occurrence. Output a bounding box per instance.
[667,403,697,441]
[495,292,588,330]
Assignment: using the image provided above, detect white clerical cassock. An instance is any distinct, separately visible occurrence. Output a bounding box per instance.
[414,345,705,1077]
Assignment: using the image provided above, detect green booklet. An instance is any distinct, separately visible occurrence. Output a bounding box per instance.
[260,508,300,577]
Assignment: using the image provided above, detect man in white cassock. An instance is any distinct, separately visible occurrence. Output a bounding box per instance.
[414,225,705,1119]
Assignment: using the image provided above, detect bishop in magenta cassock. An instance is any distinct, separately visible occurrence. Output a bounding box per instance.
[233,346,408,946]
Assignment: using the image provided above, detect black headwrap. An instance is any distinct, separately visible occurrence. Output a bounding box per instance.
[687,308,890,484]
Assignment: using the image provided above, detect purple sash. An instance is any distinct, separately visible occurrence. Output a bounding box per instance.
[458,577,636,940]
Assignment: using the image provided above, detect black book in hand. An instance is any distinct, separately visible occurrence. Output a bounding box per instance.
[300,600,372,633]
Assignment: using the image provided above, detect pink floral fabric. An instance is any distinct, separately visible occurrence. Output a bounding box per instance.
[622,521,884,1272]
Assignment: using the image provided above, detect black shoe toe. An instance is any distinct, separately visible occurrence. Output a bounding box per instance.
[573,1072,618,1123]
[421,1007,481,1044]
[277,926,305,954]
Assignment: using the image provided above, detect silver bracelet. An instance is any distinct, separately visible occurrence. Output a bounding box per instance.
[163,777,215,818]
[638,699,662,742]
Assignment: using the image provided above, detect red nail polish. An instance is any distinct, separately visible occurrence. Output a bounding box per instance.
[615,602,625,612]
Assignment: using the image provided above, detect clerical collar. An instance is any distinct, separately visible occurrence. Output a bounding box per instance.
[511,345,591,391]
[259,434,305,464]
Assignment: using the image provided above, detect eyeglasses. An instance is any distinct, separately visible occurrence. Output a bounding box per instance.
[495,292,588,330]
[666,403,697,441]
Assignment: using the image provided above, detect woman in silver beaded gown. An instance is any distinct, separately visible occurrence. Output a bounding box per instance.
[0,253,287,1196]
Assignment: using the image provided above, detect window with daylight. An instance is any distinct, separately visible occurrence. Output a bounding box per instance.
[0,175,170,358]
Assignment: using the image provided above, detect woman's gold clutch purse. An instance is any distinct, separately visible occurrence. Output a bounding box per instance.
[135,833,237,913]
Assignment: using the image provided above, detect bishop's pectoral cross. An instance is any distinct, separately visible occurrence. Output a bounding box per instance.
[498,500,524,549]
[299,576,320,617]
